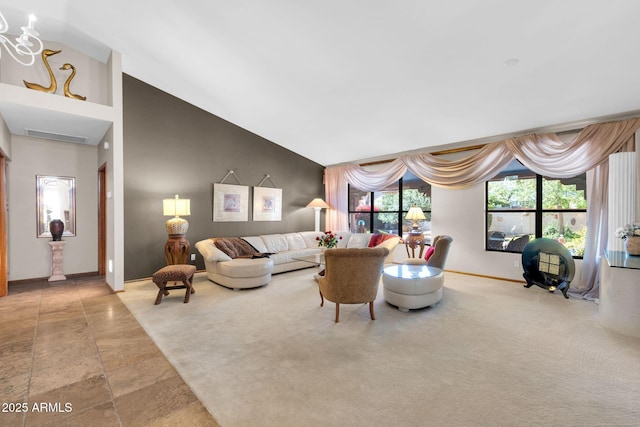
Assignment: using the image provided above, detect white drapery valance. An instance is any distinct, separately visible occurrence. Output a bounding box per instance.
[325,117,640,298]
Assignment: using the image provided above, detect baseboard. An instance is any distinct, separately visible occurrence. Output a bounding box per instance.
[446,269,526,284]
[8,271,101,285]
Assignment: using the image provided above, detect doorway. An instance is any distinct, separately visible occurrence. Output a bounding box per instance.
[98,163,107,276]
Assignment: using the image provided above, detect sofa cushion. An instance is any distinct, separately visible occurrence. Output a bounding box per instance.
[260,234,289,253]
[242,236,269,253]
[346,233,370,248]
[333,231,351,248]
[299,231,324,248]
[284,233,307,251]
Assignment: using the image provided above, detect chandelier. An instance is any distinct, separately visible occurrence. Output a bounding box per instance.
[0,9,43,66]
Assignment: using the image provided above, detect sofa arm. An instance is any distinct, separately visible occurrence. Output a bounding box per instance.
[374,236,401,251]
[374,236,402,263]
[195,239,232,263]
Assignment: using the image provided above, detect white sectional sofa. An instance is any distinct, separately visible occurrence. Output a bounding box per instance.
[195,231,401,290]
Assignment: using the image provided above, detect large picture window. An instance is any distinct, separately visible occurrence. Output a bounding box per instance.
[348,171,431,241]
[486,160,587,257]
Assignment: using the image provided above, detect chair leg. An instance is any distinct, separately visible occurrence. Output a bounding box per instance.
[183,275,195,303]
[369,301,375,320]
[335,303,340,323]
[154,282,166,305]
[183,280,191,303]
[319,290,324,307]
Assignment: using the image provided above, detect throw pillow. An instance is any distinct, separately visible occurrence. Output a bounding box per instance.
[424,245,435,261]
[368,233,399,247]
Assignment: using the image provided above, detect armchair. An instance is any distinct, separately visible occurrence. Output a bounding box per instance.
[403,234,453,269]
[506,234,530,252]
[317,248,389,323]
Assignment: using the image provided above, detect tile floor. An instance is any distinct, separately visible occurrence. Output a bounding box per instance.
[0,275,220,427]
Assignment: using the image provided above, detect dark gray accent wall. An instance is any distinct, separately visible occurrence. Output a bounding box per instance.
[123,75,325,280]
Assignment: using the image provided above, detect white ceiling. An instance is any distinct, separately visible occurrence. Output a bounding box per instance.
[2,1,640,166]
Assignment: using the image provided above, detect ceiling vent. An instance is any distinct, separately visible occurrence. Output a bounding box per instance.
[24,129,89,144]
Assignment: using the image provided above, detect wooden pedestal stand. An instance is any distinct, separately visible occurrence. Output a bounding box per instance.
[165,234,190,265]
[405,233,426,259]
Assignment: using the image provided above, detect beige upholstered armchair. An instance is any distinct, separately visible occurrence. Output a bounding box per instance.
[403,234,453,269]
[426,235,453,269]
[317,247,389,323]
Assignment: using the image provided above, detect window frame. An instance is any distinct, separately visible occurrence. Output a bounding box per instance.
[486,167,586,259]
[348,176,432,238]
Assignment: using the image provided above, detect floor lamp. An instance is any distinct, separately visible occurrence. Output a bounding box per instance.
[163,194,191,265]
[306,198,330,232]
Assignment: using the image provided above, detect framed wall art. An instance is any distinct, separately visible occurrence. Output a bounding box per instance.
[213,183,249,222]
[253,186,282,221]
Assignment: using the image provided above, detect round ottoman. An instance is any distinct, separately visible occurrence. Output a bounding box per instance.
[382,264,444,312]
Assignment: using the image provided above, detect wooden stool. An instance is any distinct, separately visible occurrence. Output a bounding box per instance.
[152,265,197,305]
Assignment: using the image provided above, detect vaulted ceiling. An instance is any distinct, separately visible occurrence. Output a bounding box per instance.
[3,1,640,166]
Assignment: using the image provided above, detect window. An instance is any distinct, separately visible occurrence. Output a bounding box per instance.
[486,160,587,257]
[348,171,432,241]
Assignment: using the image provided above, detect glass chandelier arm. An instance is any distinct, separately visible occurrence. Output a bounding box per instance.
[0,11,8,34]
[16,28,43,52]
[0,11,43,66]
[0,38,39,66]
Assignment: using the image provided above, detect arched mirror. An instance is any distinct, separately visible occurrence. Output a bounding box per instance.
[36,175,76,238]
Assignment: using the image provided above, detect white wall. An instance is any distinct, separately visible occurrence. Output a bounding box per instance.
[432,182,583,283]
[8,136,98,280]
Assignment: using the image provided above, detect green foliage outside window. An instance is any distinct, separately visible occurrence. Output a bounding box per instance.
[487,177,536,209]
[487,173,587,257]
[377,189,431,226]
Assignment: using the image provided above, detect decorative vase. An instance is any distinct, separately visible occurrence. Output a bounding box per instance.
[49,219,64,241]
[625,236,640,256]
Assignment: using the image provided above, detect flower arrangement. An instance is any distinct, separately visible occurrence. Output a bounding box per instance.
[615,224,640,240]
[316,231,342,249]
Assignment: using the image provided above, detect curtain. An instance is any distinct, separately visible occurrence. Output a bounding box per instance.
[325,166,349,232]
[575,164,608,300]
[325,117,640,295]
[402,143,514,189]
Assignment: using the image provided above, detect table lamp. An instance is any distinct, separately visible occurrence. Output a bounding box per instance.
[306,198,330,232]
[406,206,426,234]
[163,194,191,264]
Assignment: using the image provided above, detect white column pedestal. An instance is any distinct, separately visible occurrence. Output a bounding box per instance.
[48,241,67,281]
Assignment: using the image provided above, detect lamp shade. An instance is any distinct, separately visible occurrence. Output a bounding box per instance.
[163,194,190,217]
[307,198,330,232]
[306,198,330,209]
[405,206,426,221]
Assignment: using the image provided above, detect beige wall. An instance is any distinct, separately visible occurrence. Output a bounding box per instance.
[8,136,98,280]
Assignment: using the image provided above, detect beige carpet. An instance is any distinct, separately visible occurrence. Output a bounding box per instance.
[119,269,640,427]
